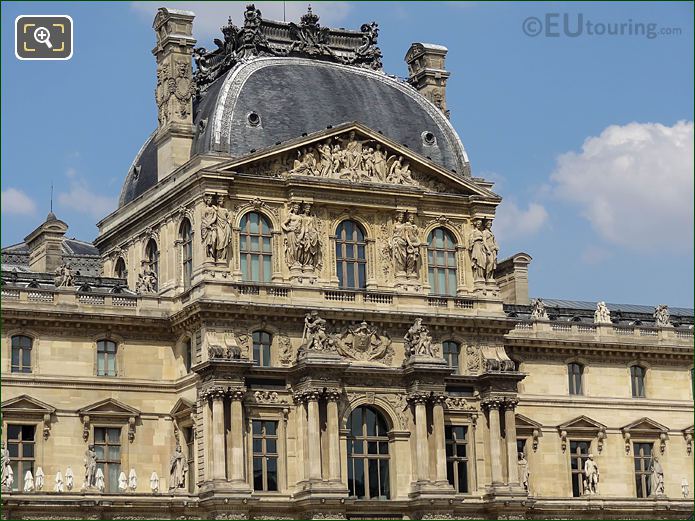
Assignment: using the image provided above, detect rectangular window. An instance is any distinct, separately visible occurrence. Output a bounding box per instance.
[634,442,653,498]
[94,427,121,493]
[252,420,278,492]
[184,426,195,493]
[97,340,117,376]
[568,363,583,395]
[517,438,527,457]
[569,440,590,497]
[7,424,35,491]
[11,335,32,373]
[631,366,646,398]
[445,425,468,493]
[184,338,193,373]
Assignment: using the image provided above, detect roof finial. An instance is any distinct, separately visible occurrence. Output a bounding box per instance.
[50,182,53,213]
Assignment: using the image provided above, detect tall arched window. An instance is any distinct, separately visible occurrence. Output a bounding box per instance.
[443,341,460,374]
[240,212,273,282]
[97,339,118,376]
[145,238,159,290]
[11,335,32,373]
[336,220,367,289]
[347,406,390,499]
[252,330,272,367]
[631,365,646,398]
[180,219,193,289]
[114,257,127,280]
[568,362,584,395]
[427,227,457,296]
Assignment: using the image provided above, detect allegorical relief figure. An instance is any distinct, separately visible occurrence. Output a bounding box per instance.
[169,444,188,491]
[583,453,599,495]
[468,218,498,283]
[390,211,420,278]
[201,194,232,262]
[281,202,322,271]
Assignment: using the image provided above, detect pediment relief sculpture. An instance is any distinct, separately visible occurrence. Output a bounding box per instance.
[335,321,394,364]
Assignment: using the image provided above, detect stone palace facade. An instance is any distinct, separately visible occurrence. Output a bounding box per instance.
[1,6,693,520]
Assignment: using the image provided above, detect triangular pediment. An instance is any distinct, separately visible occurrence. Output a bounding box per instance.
[621,417,668,434]
[170,398,194,419]
[1,395,55,416]
[516,413,543,433]
[78,398,140,418]
[217,122,499,200]
[558,415,607,433]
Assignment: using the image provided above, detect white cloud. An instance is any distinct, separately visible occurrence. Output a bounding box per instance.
[2,188,37,216]
[57,177,117,220]
[493,199,549,240]
[551,121,694,252]
[580,244,613,265]
[131,2,352,42]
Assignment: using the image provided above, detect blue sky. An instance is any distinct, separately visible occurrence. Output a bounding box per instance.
[2,1,693,307]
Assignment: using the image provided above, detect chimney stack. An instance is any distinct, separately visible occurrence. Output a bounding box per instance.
[152,8,197,181]
[495,253,533,305]
[24,212,68,273]
[405,43,450,118]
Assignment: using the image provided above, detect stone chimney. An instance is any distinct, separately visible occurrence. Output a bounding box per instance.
[152,7,197,181]
[495,253,532,305]
[405,43,450,118]
[24,212,68,273]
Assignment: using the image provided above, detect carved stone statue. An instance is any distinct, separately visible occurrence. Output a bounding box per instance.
[95,468,105,492]
[35,467,44,491]
[391,211,420,278]
[483,220,498,281]
[169,444,188,490]
[201,194,232,262]
[54,263,75,288]
[83,444,97,489]
[135,264,158,294]
[54,471,64,493]
[530,298,548,321]
[1,441,11,490]
[206,330,242,360]
[300,311,334,352]
[594,301,612,324]
[128,468,137,491]
[150,471,160,493]
[118,471,128,492]
[654,305,671,327]
[65,466,74,491]
[518,452,529,492]
[583,453,599,495]
[468,219,487,282]
[651,455,665,496]
[23,471,34,492]
[282,202,303,268]
[283,202,322,272]
[404,318,436,359]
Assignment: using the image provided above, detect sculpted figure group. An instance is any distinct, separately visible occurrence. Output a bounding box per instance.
[54,263,75,288]
[135,264,158,294]
[403,318,437,359]
[282,202,322,271]
[468,218,498,282]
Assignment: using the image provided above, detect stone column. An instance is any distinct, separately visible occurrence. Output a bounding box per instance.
[210,388,226,481]
[410,394,430,482]
[325,390,342,482]
[306,391,322,481]
[229,388,246,483]
[504,399,520,486]
[484,399,503,485]
[432,395,448,484]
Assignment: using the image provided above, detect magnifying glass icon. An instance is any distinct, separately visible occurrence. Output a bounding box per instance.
[33,26,53,49]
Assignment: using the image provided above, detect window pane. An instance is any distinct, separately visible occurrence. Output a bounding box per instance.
[368,459,379,499]
[253,439,262,453]
[252,421,262,435]
[22,443,34,459]
[7,444,19,458]
[266,439,277,454]
[457,461,468,492]
[265,422,277,436]
[354,459,365,498]
[94,428,105,443]
[22,425,35,441]
[253,457,263,490]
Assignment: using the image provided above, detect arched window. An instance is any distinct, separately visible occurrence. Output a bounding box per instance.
[240,212,273,282]
[97,339,118,376]
[145,239,159,290]
[347,406,390,499]
[252,331,272,367]
[336,220,366,289]
[443,341,460,374]
[427,227,457,296]
[11,335,32,373]
[114,257,127,280]
[568,362,584,395]
[180,219,193,289]
[631,365,646,398]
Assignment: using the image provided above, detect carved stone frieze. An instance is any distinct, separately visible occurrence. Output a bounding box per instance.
[205,329,243,360]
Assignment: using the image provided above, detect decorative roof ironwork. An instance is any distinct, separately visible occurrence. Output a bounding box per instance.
[193,4,382,97]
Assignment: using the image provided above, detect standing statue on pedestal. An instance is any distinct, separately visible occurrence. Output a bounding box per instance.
[518,452,529,492]
[282,202,303,268]
[651,455,665,496]
[391,211,420,278]
[654,304,671,327]
[301,311,333,352]
[583,453,599,495]
[594,301,612,324]
[404,318,436,359]
[530,298,548,320]
[65,466,74,491]
[468,219,487,282]
[201,194,232,262]
[169,444,188,490]
[54,263,75,288]
[83,444,97,489]
[299,203,322,270]
[483,220,498,281]
[1,441,11,490]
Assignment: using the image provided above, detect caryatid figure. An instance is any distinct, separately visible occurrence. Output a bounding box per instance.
[468,218,487,282]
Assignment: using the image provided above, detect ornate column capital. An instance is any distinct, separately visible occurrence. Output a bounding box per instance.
[407,392,429,405]
[293,389,322,404]
[228,386,247,401]
[504,398,519,410]
[481,397,503,411]
[431,394,448,406]
[324,388,342,402]
[202,385,226,401]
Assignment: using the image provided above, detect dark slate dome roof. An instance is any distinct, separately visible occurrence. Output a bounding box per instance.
[119,57,470,207]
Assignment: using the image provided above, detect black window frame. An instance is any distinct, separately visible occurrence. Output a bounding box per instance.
[239,212,273,283]
[568,362,584,395]
[335,220,367,290]
[252,420,279,492]
[445,424,469,493]
[10,335,32,373]
[346,406,390,499]
[427,227,458,296]
[6,424,35,492]
[180,219,193,289]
